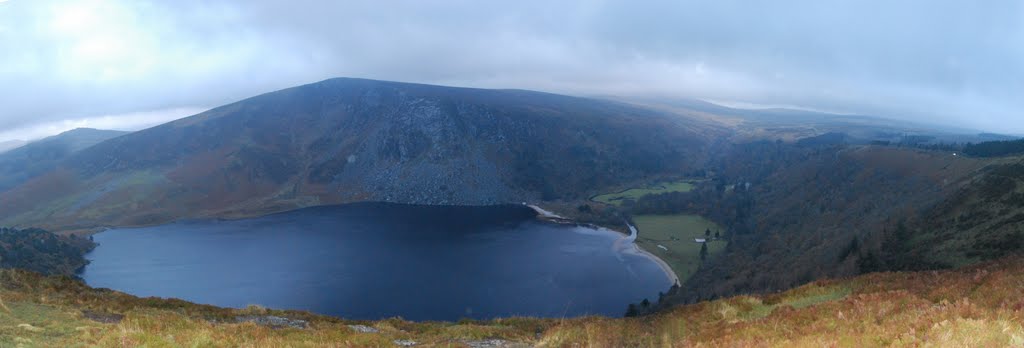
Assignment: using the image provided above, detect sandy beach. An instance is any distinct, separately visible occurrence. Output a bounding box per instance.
[526,203,680,286]
[526,204,565,220]
[634,243,680,286]
[623,223,680,286]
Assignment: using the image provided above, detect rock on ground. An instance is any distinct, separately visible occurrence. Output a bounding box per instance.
[17,324,43,332]
[81,310,125,324]
[347,324,380,333]
[463,339,531,348]
[235,315,308,329]
[393,339,417,346]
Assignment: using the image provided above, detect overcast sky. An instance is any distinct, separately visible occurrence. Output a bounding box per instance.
[1,0,1021,141]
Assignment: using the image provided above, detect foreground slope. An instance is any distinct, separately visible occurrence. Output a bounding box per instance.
[0,78,722,231]
[2,256,1023,346]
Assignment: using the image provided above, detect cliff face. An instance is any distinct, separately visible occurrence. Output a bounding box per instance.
[0,78,722,230]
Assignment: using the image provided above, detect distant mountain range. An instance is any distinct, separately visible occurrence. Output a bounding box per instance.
[0,140,27,153]
[0,78,725,230]
[621,96,1018,144]
[0,128,128,193]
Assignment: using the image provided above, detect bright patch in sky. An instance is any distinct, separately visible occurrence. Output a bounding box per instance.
[46,1,156,82]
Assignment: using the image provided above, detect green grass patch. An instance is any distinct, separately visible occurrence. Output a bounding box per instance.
[0,301,100,347]
[780,286,852,309]
[633,214,725,282]
[715,286,852,324]
[591,180,697,206]
[740,301,777,321]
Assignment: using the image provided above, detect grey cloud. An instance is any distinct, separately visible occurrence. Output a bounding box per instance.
[0,0,1021,140]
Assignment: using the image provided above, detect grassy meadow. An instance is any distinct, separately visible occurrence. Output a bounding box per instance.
[591,180,696,206]
[3,257,1024,346]
[633,214,726,283]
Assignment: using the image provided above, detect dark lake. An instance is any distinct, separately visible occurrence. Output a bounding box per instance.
[82,203,671,321]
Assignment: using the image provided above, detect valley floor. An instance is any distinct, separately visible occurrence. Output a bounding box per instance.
[3,256,1024,347]
[632,214,725,284]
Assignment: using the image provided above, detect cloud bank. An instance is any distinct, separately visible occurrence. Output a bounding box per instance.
[0,0,1021,141]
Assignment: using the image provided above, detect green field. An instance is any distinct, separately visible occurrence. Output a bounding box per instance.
[591,180,696,206]
[633,214,726,282]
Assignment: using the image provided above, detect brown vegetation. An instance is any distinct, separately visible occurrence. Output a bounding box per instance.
[3,255,1024,346]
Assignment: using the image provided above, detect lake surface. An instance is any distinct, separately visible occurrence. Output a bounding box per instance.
[82,203,671,321]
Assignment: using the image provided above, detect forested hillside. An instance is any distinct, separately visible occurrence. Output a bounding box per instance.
[622,141,1005,312]
[892,159,1024,268]
[963,138,1024,157]
[0,227,95,276]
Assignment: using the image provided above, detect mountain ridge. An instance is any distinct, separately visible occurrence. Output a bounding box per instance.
[0,128,128,193]
[0,78,725,231]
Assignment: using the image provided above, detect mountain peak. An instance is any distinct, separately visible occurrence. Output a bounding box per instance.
[0,79,723,230]
[55,127,125,137]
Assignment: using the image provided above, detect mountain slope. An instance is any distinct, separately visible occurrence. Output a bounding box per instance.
[614,141,993,311]
[0,128,128,193]
[888,156,1024,269]
[684,146,985,299]
[0,78,723,230]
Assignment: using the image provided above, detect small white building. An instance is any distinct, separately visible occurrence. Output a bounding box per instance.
[694,238,707,243]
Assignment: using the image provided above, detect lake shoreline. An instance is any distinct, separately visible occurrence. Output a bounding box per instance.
[527,203,681,286]
[633,243,681,286]
[525,203,623,232]
[624,222,681,286]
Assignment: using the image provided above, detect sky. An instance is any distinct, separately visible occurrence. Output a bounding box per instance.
[0,0,1022,141]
